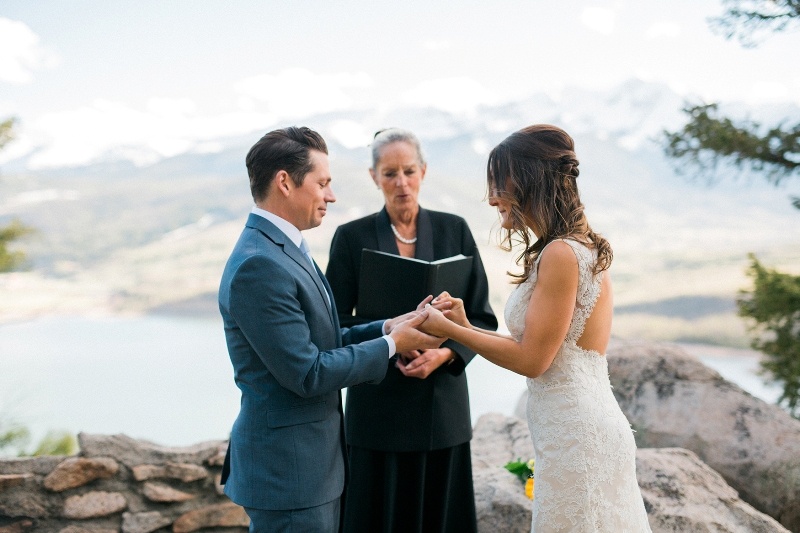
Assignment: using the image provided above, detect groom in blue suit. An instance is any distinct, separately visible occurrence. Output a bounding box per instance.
[218,126,443,532]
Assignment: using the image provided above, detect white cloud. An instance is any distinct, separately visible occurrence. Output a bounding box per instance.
[645,22,681,40]
[471,137,490,156]
[233,68,374,119]
[7,189,80,207]
[423,39,452,51]
[0,18,57,83]
[192,141,224,154]
[667,80,689,97]
[146,97,197,116]
[581,7,615,35]
[793,77,800,105]
[746,81,791,104]
[236,96,257,113]
[26,99,276,169]
[402,77,498,114]
[328,120,371,149]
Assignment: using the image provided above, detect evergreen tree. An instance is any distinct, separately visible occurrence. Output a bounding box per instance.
[662,1,800,417]
[0,117,34,272]
[663,1,800,208]
[709,0,800,46]
[0,117,14,150]
[0,219,34,272]
[738,255,800,416]
[663,104,800,208]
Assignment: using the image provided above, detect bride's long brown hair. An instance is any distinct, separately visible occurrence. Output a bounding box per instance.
[487,124,612,284]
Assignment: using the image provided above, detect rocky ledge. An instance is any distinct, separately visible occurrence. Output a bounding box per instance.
[472,413,789,532]
[607,340,800,531]
[0,341,798,532]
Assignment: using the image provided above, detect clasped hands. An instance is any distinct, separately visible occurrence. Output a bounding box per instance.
[383,292,469,379]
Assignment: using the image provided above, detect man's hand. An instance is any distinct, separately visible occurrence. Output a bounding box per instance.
[389,310,446,354]
[396,348,455,379]
[383,295,434,334]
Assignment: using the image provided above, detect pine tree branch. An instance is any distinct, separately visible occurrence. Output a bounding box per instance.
[710,0,800,46]
[0,117,15,152]
[663,103,800,188]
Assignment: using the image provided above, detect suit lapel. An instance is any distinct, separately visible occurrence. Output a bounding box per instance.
[313,260,335,316]
[375,208,397,254]
[414,208,434,261]
[246,214,335,327]
[322,269,343,346]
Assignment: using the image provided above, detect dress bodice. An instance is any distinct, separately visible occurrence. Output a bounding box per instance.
[505,239,602,342]
[504,239,607,389]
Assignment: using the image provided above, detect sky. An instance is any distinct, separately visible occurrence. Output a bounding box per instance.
[1,0,798,169]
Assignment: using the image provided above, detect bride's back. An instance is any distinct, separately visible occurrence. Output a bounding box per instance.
[546,237,613,357]
[576,271,613,355]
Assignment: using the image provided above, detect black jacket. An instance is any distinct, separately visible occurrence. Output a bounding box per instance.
[326,207,497,451]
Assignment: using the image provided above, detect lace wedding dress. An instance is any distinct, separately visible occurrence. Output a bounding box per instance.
[505,239,651,532]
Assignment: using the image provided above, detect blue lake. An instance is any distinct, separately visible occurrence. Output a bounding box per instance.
[0,315,784,450]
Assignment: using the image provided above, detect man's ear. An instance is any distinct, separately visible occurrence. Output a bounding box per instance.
[275,170,292,197]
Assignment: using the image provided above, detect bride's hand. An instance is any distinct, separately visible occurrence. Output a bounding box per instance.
[431,292,470,329]
[418,303,454,338]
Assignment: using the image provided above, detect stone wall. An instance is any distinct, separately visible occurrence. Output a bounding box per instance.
[0,434,245,533]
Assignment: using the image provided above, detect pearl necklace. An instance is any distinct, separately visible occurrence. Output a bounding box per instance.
[390,223,417,244]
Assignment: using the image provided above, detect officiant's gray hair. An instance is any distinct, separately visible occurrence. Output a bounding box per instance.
[371,128,426,168]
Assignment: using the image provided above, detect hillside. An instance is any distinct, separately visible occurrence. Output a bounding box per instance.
[1,80,799,346]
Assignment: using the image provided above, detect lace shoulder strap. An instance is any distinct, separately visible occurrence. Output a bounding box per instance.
[561,239,603,343]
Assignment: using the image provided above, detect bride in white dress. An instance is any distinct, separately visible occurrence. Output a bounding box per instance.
[416,124,652,532]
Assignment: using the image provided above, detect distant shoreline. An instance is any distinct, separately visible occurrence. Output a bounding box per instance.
[0,305,763,356]
[674,341,763,359]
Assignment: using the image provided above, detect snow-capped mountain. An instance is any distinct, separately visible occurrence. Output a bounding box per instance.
[1,78,798,340]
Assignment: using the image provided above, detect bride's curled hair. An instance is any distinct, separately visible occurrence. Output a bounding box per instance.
[487,124,612,283]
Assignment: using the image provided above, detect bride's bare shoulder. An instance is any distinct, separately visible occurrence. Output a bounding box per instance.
[537,241,579,284]
[539,240,578,266]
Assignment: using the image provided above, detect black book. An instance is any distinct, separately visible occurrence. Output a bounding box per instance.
[356,249,472,319]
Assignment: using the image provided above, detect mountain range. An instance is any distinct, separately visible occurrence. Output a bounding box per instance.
[1,78,798,346]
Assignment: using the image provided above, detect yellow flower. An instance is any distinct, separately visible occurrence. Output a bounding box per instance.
[504,458,535,498]
[525,477,534,499]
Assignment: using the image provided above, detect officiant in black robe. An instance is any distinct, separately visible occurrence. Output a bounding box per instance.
[326,128,497,533]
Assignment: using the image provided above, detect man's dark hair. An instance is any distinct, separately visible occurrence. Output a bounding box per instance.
[246,126,328,202]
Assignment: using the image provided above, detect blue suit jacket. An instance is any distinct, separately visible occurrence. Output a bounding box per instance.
[218,213,390,511]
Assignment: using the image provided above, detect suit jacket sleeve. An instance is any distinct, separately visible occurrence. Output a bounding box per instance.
[228,254,388,398]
